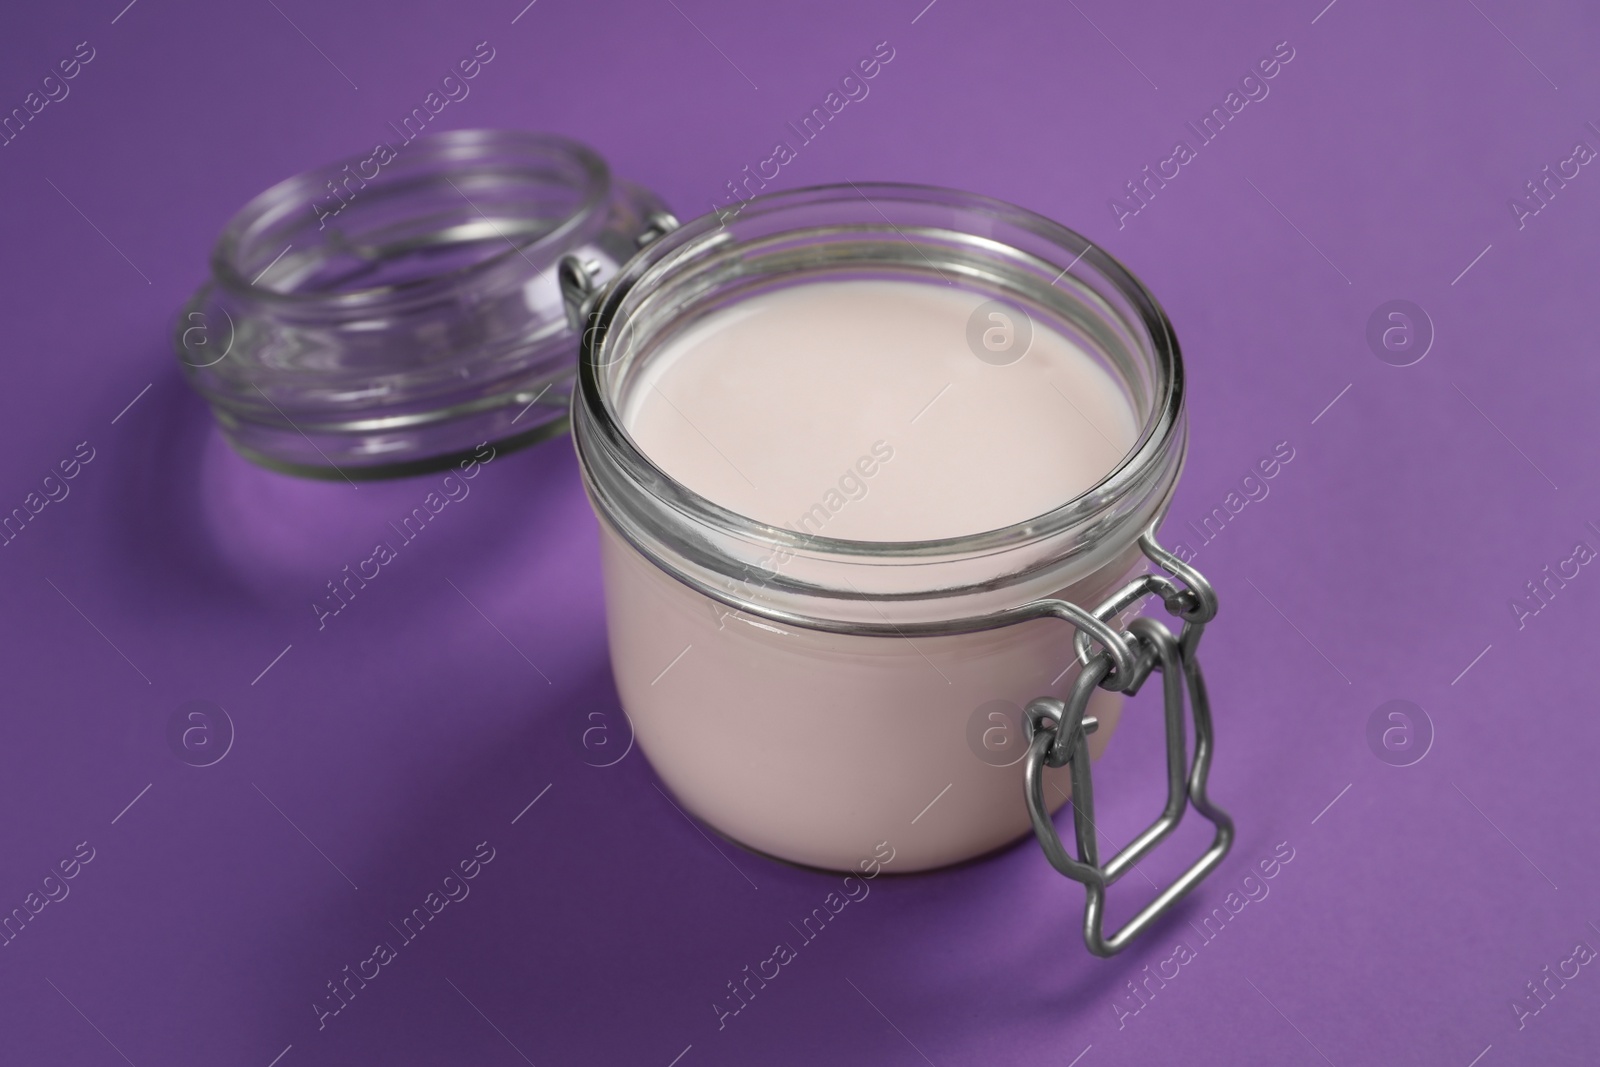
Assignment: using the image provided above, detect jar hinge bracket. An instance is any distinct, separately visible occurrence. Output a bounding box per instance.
[559,211,680,331]
[1021,525,1235,958]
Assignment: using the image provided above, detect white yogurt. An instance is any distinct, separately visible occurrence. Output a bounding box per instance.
[595,278,1143,871]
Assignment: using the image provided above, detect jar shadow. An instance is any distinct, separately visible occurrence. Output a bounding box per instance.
[233,660,808,1061]
[101,373,577,608]
[99,372,261,606]
[232,662,1190,1060]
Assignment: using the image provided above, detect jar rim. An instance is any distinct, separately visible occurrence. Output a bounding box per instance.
[574,182,1184,564]
[208,129,612,312]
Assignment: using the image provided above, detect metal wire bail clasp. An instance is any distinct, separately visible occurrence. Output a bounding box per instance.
[1021,528,1235,958]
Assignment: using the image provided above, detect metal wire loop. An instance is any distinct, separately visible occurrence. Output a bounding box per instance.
[1070,525,1221,687]
[1022,533,1234,957]
[1139,525,1217,623]
[1025,652,1109,767]
[1046,599,1137,684]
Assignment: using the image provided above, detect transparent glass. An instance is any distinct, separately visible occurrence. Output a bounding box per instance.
[572,184,1187,871]
[176,129,667,478]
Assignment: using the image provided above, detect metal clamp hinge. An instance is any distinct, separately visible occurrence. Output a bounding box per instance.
[1021,527,1235,957]
[559,212,680,332]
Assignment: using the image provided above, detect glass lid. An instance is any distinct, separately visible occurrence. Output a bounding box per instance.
[175,129,673,479]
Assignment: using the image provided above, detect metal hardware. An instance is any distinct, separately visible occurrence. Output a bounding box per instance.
[1022,525,1234,957]
[559,256,602,332]
[562,212,679,331]
[636,211,681,247]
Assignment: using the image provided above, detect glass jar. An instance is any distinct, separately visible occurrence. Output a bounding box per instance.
[176,130,671,478]
[568,184,1232,956]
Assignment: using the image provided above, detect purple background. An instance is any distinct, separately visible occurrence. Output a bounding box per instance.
[1,0,1596,1064]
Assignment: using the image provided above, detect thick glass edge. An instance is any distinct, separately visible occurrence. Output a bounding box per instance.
[207,129,612,311]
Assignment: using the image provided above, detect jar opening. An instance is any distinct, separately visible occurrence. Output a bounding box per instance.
[615,273,1143,543]
[573,184,1186,630]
